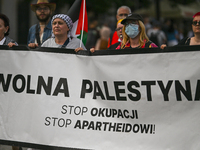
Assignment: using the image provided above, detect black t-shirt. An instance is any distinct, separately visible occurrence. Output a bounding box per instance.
[178,37,191,45]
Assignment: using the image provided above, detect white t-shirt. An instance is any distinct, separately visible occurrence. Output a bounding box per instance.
[35,33,44,44]
[41,37,86,50]
[0,37,6,45]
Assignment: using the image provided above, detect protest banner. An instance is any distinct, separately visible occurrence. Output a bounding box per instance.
[0,45,200,150]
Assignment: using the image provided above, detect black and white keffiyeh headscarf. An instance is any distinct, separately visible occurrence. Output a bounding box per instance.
[51,14,73,38]
[52,14,73,30]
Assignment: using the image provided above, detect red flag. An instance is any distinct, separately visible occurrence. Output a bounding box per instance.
[67,0,88,46]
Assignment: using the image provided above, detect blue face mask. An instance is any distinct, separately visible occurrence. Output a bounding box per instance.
[125,24,139,39]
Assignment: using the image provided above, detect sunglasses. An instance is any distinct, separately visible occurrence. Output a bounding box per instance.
[192,20,200,26]
[118,13,128,17]
[115,27,123,31]
[36,7,50,12]
[125,21,138,26]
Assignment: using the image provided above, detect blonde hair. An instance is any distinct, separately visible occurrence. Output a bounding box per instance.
[121,20,149,49]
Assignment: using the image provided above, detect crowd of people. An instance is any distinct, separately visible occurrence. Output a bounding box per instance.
[86,6,200,51]
[0,0,200,55]
[1,0,200,150]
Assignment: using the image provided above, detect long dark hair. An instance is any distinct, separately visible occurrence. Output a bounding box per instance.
[0,13,10,36]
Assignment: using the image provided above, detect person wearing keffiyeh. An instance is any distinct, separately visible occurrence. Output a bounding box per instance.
[41,14,86,51]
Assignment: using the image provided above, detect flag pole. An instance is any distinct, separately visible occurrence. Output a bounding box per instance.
[80,0,85,47]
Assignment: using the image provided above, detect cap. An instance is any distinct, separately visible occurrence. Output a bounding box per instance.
[121,13,144,24]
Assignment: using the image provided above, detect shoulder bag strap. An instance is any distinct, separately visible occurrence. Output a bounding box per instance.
[61,38,70,48]
[35,24,41,45]
[185,37,190,45]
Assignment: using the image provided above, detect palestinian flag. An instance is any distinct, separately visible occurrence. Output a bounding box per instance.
[67,0,88,46]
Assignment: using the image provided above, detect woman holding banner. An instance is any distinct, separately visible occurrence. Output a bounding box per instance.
[0,13,18,47]
[177,12,200,45]
[77,13,157,53]
[116,13,157,49]
[41,14,87,52]
[161,12,200,49]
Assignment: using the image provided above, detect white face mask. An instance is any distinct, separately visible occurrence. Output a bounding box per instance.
[125,24,140,38]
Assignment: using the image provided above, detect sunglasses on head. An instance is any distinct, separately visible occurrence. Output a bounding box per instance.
[192,20,200,26]
[119,13,128,17]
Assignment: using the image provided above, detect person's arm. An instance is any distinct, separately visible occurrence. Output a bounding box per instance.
[94,39,100,50]
[27,25,39,48]
[27,25,34,45]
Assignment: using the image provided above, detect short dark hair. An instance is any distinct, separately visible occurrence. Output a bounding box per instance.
[0,13,10,36]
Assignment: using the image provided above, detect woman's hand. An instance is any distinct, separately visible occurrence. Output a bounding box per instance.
[7,42,16,48]
[160,44,167,49]
[75,47,84,52]
[90,48,95,53]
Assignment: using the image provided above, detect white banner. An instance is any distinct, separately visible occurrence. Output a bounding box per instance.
[0,48,200,150]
